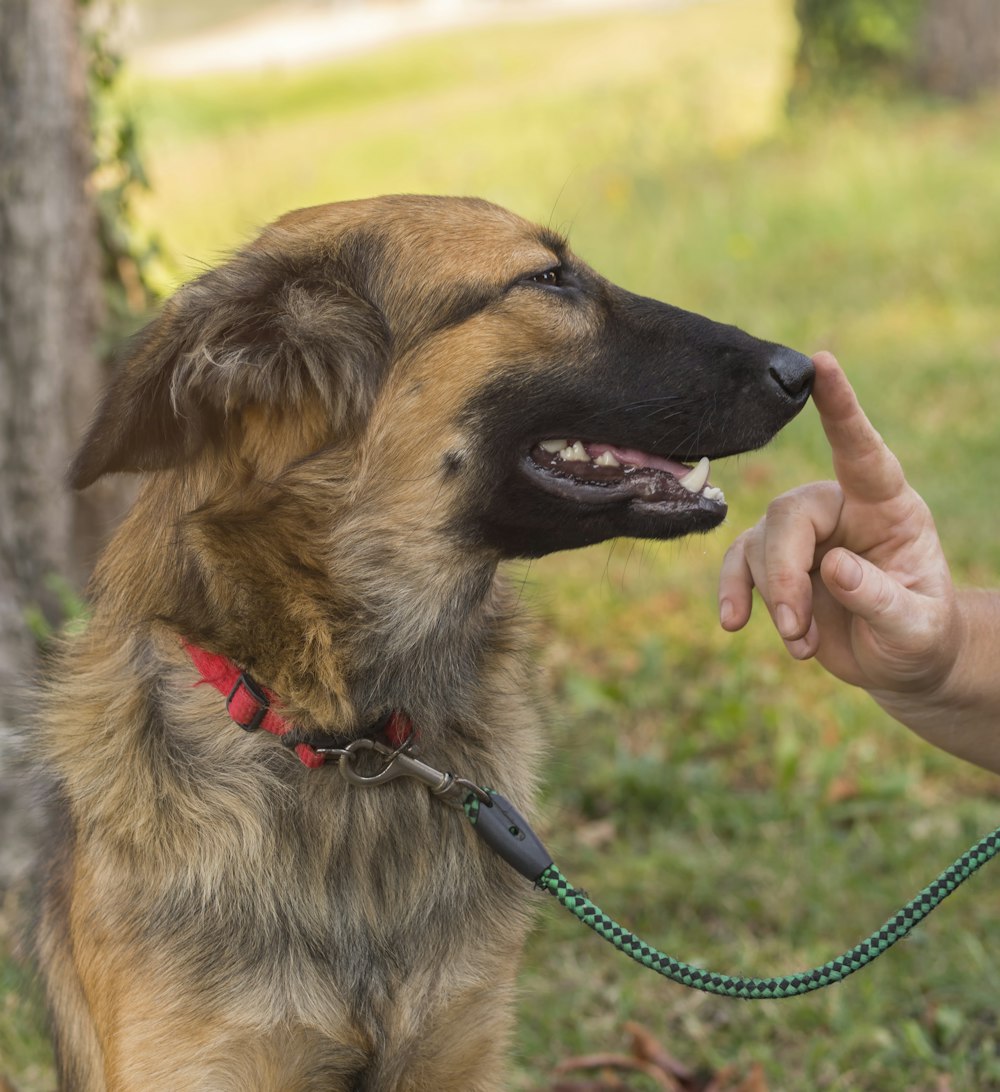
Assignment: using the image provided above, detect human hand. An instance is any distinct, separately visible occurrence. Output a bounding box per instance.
[718,351,960,699]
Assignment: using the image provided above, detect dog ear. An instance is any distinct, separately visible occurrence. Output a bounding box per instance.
[69,244,390,489]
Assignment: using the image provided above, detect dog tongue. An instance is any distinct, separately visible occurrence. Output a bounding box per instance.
[586,444,691,478]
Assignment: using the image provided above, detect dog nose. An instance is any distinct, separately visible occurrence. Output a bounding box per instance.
[767,347,814,403]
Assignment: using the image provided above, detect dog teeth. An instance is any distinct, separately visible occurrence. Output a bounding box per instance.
[678,457,711,493]
[539,443,722,502]
[559,441,590,462]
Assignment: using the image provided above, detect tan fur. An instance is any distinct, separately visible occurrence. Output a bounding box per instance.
[36,197,568,1091]
[35,194,811,1090]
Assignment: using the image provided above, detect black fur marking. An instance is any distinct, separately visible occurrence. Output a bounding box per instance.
[441,450,464,476]
[426,283,501,335]
[537,227,569,255]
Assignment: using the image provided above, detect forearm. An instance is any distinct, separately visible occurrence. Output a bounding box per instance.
[871,588,1000,774]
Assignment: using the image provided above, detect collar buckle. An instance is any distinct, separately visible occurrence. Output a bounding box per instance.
[226,672,270,732]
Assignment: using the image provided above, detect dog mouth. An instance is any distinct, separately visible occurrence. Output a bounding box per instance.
[522,439,727,514]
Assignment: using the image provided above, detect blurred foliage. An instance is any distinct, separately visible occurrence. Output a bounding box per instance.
[23,574,90,647]
[789,0,925,104]
[80,0,166,350]
[0,889,52,1092]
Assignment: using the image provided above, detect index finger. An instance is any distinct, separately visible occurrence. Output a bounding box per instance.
[810,351,906,505]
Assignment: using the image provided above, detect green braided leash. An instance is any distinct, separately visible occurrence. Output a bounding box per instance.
[463,789,1000,1000]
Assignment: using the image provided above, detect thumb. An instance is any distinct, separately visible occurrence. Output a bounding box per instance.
[820,548,912,639]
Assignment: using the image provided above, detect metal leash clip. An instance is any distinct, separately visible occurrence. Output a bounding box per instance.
[325,737,489,806]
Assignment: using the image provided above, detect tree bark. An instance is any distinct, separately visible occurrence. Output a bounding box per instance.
[0,0,105,888]
[916,0,1000,98]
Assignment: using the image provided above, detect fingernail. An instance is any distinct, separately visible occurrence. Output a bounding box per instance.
[834,553,863,591]
[719,598,735,627]
[787,619,819,660]
[776,603,797,638]
[786,637,813,660]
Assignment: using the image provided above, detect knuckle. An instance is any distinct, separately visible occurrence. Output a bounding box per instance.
[863,570,898,618]
[764,557,799,586]
[764,494,794,521]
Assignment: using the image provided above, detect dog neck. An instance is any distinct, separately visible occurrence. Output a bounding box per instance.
[90,462,520,743]
[183,639,415,768]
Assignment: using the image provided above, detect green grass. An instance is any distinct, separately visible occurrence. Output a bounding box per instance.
[6,1,1000,1088]
[123,0,798,272]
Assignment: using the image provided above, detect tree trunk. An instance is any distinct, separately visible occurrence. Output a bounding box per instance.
[0,0,105,889]
[916,0,1000,98]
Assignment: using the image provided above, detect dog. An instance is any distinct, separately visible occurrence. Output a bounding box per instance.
[35,195,813,1090]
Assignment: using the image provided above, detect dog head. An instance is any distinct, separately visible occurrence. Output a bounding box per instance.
[73,195,812,562]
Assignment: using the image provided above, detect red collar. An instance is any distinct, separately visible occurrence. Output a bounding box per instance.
[183,642,412,768]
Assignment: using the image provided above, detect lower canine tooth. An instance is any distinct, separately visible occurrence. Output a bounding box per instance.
[678,457,711,493]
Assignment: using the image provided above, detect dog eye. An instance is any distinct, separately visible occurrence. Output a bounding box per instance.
[530,267,563,288]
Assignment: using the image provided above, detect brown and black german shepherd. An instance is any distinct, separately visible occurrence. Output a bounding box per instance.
[36,195,813,1090]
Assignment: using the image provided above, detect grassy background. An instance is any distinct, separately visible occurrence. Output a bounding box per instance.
[5,0,1000,1087]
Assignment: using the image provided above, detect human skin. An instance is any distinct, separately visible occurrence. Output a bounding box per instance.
[718,351,1000,774]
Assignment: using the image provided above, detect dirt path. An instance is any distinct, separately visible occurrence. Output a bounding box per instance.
[135,0,693,77]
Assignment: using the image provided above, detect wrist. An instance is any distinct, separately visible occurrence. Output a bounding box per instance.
[870,589,1000,772]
